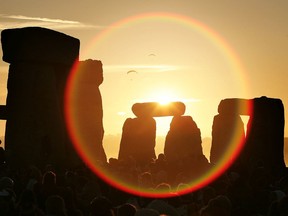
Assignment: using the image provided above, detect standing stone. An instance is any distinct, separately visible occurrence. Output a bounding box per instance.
[218,98,251,116]
[164,116,205,164]
[118,117,156,167]
[245,97,286,178]
[1,27,80,169]
[211,97,286,179]
[72,59,107,163]
[0,105,7,120]
[210,113,245,165]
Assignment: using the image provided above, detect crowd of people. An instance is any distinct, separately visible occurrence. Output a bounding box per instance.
[1,145,288,215]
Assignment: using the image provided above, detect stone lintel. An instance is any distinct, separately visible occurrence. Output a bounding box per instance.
[1,27,80,65]
[132,101,185,117]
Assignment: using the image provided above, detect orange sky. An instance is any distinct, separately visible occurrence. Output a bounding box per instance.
[1,1,288,159]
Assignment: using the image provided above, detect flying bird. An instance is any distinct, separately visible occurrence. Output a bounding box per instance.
[127,70,137,75]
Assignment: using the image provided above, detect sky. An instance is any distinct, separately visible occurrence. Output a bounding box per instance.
[1,0,288,158]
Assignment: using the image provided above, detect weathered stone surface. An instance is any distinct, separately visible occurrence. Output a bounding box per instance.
[71,59,107,162]
[118,117,156,166]
[1,27,80,65]
[210,114,245,164]
[218,98,251,116]
[244,96,286,178]
[164,116,204,163]
[132,101,185,117]
[77,59,104,86]
[4,63,69,168]
[1,27,80,169]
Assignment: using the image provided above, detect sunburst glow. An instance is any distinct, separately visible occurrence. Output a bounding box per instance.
[143,88,182,105]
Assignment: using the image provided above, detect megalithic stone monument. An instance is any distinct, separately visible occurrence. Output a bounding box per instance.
[1,27,80,169]
[211,97,286,179]
[118,101,186,167]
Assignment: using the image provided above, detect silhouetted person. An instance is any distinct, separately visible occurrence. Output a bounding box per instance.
[117,203,137,216]
[135,208,160,216]
[0,176,16,215]
[15,189,45,215]
[0,146,5,165]
[89,196,115,216]
[37,171,61,210]
[45,195,67,216]
[199,195,232,216]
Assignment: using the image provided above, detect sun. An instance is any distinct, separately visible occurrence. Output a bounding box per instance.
[145,88,181,105]
[158,95,174,105]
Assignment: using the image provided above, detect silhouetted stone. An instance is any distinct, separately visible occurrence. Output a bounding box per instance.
[72,59,107,162]
[118,117,156,167]
[164,116,205,164]
[132,102,185,117]
[1,27,80,169]
[1,27,79,65]
[210,114,245,165]
[0,147,5,165]
[0,105,7,120]
[218,98,251,116]
[245,96,286,178]
[211,96,286,180]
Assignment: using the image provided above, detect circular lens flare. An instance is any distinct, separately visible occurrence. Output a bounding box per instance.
[65,12,251,198]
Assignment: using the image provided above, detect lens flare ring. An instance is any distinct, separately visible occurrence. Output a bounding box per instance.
[65,12,251,198]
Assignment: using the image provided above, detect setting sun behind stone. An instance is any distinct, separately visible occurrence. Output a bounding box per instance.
[132,101,185,117]
[158,95,173,105]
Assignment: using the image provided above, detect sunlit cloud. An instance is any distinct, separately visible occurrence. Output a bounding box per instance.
[5,15,81,24]
[0,14,104,30]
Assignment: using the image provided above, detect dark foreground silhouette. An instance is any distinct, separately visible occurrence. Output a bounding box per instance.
[1,27,288,215]
[1,146,288,215]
